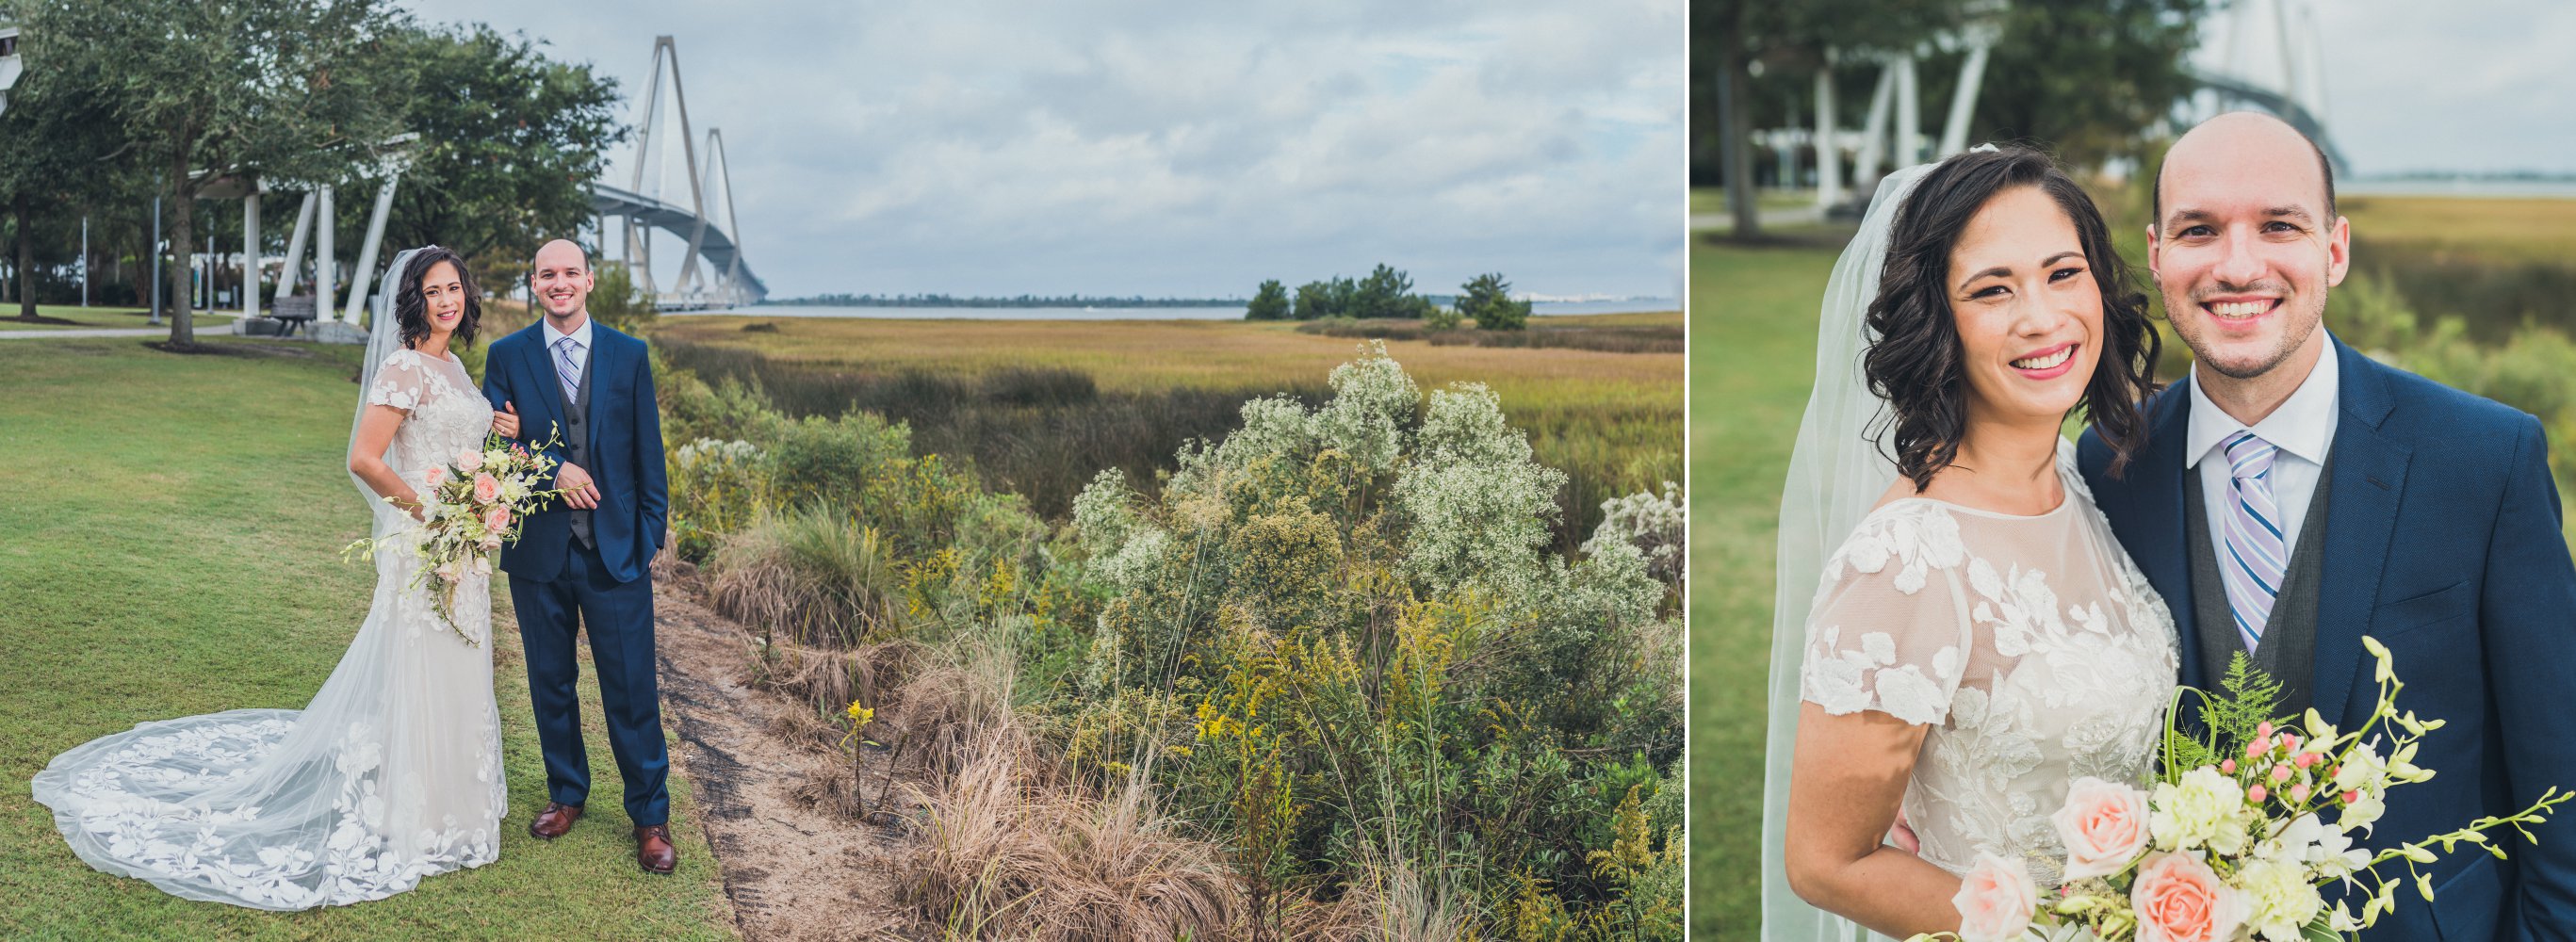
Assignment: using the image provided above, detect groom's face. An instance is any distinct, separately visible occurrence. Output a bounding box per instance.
[2149,117,2351,382]
[530,243,594,321]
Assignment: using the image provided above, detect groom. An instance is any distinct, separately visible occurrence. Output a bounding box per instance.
[2079,113,2576,939]
[482,238,677,875]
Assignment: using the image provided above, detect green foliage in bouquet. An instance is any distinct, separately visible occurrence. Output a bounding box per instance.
[2160,653,2289,779]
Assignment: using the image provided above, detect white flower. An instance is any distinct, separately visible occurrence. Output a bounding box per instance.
[2151,766,2250,855]
[2236,857,2323,941]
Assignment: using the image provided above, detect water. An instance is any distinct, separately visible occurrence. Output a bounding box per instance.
[672,298,1678,321]
[2340,178,2576,200]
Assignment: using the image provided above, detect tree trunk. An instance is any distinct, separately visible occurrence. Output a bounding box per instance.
[13,192,35,320]
[1717,36,1760,239]
[168,182,197,347]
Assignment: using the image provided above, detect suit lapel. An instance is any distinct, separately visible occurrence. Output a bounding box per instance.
[580,326,614,458]
[2311,338,2411,727]
[524,325,573,444]
[2135,382,2203,687]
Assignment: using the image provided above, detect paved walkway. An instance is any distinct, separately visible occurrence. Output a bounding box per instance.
[0,320,241,340]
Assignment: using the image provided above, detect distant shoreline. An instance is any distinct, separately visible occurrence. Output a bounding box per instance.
[675,298,1678,321]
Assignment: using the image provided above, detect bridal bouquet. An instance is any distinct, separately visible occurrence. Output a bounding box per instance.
[346,430,579,646]
[1924,640,2568,942]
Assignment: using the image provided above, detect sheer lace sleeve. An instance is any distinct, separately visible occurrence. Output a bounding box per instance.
[366,349,432,414]
[1799,501,1975,725]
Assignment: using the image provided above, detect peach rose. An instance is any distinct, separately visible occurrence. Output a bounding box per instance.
[2053,776,2151,880]
[424,465,445,488]
[1952,853,2039,942]
[473,473,501,504]
[457,448,485,473]
[482,506,512,533]
[2131,852,2243,942]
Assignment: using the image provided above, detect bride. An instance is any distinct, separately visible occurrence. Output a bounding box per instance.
[1760,147,2180,939]
[31,247,518,910]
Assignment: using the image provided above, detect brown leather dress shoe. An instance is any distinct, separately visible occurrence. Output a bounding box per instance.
[635,823,677,874]
[530,802,583,840]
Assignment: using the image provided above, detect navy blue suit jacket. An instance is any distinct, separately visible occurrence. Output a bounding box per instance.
[2079,334,2576,941]
[481,320,668,585]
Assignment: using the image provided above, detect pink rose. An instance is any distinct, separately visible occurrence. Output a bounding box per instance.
[482,506,512,533]
[424,465,446,488]
[1951,853,2039,942]
[473,473,501,504]
[2131,852,2244,942]
[457,448,485,473]
[2052,776,2151,880]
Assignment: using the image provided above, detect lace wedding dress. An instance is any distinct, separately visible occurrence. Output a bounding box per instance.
[31,345,506,911]
[1799,449,2180,885]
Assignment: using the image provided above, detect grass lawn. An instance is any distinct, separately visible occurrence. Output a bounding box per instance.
[0,304,236,331]
[1688,236,1837,941]
[0,337,732,940]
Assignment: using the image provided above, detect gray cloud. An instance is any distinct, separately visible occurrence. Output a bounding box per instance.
[397,1,1684,300]
[2306,0,2576,175]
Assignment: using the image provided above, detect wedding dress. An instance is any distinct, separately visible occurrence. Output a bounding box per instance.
[30,248,506,911]
[1799,446,2177,886]
[1757,162,2177,941]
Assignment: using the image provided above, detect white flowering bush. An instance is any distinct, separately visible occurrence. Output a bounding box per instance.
[1062,342,1684,938]
[1585,480,1684,590]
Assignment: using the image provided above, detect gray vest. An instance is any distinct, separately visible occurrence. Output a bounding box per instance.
[557,343,596,550]
[2182,453,2333,719]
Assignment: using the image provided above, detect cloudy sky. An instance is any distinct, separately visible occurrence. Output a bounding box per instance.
[398,1,1685,300]
[2305,0,2576,177]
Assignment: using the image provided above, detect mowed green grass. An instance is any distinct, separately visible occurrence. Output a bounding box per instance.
[1688,236,1837,941]
[0,304,235,331]
[0,338,731,940]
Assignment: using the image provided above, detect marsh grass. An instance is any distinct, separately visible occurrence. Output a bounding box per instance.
[651,314,1680,552]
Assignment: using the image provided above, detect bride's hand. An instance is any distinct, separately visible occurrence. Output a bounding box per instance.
[491,400,520,438]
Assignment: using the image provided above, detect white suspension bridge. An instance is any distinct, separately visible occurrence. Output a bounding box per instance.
[176,35,761,334]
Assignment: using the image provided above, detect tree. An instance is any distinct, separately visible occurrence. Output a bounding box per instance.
[585,259,654,333]
[1424,301,1461,331]
[1245,278,1289,320]
[1964,0,2207,169]
[370,24,624,288]
[0,0,143,319]
[1693,0,1969,237]
[1353,263,1415,319]
[1295,275,1358,320]
[41,0,410,348]
[1459,272,1530,331]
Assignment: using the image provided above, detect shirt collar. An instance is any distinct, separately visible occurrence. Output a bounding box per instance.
[2183,333,2340,469]
[542,314,595,351]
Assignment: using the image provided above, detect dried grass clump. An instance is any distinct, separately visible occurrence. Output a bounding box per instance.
[760,640,927,728]
[708,506,905,647]
[894,737,1247,942]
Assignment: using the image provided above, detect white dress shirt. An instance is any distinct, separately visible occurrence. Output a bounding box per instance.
[541,315,595,405]
[2185,338,2340,564]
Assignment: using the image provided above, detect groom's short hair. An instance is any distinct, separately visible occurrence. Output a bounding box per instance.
[2151,113,2337,225]
[530,241,589,272]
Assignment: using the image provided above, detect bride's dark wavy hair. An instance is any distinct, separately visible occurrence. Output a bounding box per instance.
[1864,145,2161,493]
[394,246,483,351]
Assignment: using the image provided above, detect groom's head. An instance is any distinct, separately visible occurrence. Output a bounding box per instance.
[2149,112,2350,382]
[529,239,595,326]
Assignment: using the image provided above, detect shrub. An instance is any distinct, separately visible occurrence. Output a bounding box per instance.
[1065,342,1683,937]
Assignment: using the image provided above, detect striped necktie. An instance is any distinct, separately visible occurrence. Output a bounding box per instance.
[2218,430,2286,653]
[554,335,584,404]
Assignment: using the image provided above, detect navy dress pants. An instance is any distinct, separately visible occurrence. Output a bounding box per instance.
[507,541,668,826]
